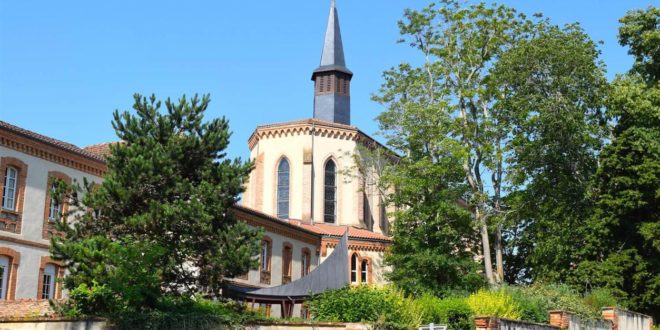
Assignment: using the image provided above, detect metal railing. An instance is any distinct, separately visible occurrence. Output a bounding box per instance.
[419,323,448,330]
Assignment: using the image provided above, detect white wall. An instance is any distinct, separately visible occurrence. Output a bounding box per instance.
[245,130,391,231]
[0,146,102,299]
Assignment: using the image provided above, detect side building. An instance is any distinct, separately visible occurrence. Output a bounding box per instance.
[0,121,105,301]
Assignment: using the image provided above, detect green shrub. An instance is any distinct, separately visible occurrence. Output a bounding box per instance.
[505,286,548,323]
[307,285,421,329]
[434,297,473,330]
[111,297,263,329]
[467,288,521,319]
[583,287,619,310]
[519,284,601,319]
[53,281,119,317]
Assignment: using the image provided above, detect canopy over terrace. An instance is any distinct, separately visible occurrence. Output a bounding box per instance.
[224,232,349,317]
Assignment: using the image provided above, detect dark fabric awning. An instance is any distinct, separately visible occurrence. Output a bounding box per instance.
[225,232,349,303]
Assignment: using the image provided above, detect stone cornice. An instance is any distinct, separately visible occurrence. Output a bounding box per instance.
[320,236,391,256]
[231,205,321,246]
[247,119,399,160]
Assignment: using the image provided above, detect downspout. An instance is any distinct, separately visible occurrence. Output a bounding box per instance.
[310,121,316,225]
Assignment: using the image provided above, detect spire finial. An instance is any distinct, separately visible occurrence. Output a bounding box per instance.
[331,0,336,8]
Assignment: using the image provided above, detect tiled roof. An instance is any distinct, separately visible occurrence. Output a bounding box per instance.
[254,118,358,131]
[0,299,57,320]
[83,141,122,158]
[0,120,106,162]
[234,205,391,242]
[298,222,392,242]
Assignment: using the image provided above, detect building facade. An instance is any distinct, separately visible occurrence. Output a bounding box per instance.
[0,0,393,319]
[0,121,106,301]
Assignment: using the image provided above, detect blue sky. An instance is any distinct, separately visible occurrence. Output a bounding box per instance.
[0,0,654,161]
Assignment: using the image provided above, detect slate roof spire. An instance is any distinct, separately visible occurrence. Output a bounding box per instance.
[312,0,353,125]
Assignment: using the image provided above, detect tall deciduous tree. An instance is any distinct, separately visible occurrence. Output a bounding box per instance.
[575,7,659,318]
[375,0,532,285]
[51,94,261,312]
[491,23,608,283]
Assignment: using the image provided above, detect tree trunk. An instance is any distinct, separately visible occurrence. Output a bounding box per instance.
[495,223,504,283]
[478,209,495,285]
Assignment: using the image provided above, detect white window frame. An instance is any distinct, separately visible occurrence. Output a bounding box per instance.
[48,183,62,221]
[2,167,18,211]
[350,253,358,283]
[42,264,56,299]
[0,256,9,300]
[261,241,270,271]
[361,259,368,283]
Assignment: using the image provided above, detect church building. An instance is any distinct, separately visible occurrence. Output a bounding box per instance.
[0,1,393,319]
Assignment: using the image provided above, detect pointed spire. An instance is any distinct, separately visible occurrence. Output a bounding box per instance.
[319,0,346,68]
[312,0,352,125]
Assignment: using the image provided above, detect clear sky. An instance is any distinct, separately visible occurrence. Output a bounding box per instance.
[0,0,655,161]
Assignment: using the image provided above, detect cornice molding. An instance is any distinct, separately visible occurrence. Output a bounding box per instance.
[231,207,321,246]
[0,129,107,177]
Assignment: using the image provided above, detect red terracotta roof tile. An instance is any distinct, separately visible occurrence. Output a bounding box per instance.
[233,205,391,242]
[0,299,57,319]
[83,141,122,158]
[0,120,106,163]
[298,222,392,241]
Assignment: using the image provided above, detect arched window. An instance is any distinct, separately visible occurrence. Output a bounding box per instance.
[0,256,9,299]
[350,253,358,284]
[2,167,17,210]
[361,259,369,284]
[41,264,57,299]
[324,160,337,223]
[276,159,290,219]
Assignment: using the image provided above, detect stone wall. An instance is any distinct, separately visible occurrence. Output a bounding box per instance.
[0,320,107,330]
[475,316,561,330]
[601,308,654,330]
[549,310,612,330]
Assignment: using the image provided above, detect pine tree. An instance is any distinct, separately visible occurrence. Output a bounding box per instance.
[51,94,261,313]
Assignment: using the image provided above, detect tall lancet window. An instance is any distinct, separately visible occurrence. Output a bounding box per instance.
[324,160,337,223]
[276,159,290,219]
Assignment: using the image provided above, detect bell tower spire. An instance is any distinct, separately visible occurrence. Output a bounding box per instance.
[312,0,352,125]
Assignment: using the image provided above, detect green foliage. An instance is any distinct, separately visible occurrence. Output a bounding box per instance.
[111,297,263,330]
[583,287,619,311]
[504,286,547,323]
[494,20,608,284]
[576,6,659,319]
[307,286,421,329]
[375,0,539,289]
[618,6,660,82]
[50,94,261,317]
[52,282,117,317]
[517,284,603,320]
[415,294,473,330]
[466,289,521,319]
